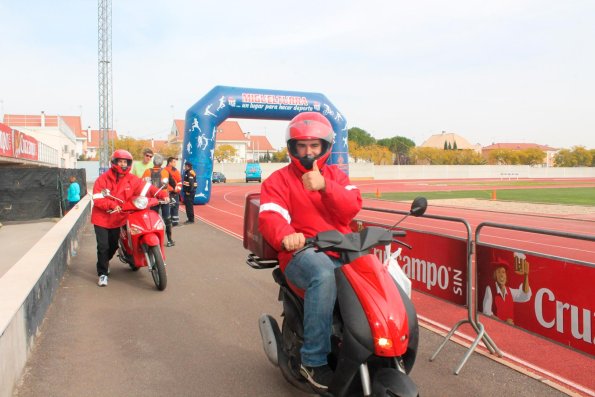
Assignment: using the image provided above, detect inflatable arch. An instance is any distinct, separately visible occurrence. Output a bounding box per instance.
[183,85,348,204]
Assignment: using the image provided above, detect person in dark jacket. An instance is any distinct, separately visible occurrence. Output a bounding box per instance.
[182,161,197,224]
[91,149,169,287]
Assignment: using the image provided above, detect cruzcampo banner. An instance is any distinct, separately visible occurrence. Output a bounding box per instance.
[477,244,595,356]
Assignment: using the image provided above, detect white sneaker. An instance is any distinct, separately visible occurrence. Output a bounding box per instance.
[98,275,108,287]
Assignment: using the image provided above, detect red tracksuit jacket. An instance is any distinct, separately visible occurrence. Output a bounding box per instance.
[258,162,362,272]
[91,169,168,229]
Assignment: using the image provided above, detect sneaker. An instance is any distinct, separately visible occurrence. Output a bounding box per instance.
[98,275,108,287]
[300,364,333,391]
[184,220,194,225]
[166,240,175,247]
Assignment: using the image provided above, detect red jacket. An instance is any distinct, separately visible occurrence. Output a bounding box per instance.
[91,169,168,229]
[259,162,362,272]
[165,165,182,193]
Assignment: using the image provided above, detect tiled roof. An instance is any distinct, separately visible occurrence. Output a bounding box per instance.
[483,143,558,151]
[3,114,59,127]
[174,120,185,139]
[171,119,248,143]
[60,115,85,138]
[150,140,169,152]
[215,120,248,141]
[248,135,275,151]
[3,113,85,138]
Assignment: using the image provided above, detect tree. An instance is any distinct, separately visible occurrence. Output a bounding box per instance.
[271,147,289,163]
[214,144,237,163]
[114,137,144,158]
[554,146,593,167]
[409,147,485,165]
[488,149,519,165]
[377,136,415,165]
[518,148,546,166]
[348,127,376,147]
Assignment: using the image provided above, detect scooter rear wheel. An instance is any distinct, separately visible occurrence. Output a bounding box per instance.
[279,318,314,394]
[148,245,167,291]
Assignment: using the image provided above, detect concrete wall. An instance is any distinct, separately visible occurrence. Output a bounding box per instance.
[212,163,595,182]
[0,196,91,397]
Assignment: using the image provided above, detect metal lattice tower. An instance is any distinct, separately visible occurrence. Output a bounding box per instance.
[98,0,113,171]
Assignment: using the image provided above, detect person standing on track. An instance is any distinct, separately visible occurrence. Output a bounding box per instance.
[182,160,197,224]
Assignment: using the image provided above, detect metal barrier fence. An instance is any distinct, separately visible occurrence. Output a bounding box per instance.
[360,207,595,373]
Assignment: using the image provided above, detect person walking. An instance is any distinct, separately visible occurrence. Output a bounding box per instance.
[91,149,169,287]
[142,154,175,247]
[182,161,197,224]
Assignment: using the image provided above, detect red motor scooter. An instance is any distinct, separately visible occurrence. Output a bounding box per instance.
[100,188,168,291]
[244,194,427,397]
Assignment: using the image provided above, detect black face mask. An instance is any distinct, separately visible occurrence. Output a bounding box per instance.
[299,155,316,171]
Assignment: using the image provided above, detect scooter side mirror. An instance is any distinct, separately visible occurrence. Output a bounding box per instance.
[410,197,427,217]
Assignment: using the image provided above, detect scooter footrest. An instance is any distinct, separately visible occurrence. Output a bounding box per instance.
[246,254,278,269]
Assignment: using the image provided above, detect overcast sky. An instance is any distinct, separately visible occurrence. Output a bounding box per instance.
[1,0,593,150]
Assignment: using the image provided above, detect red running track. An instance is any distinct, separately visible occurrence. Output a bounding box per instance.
[190,180,595,396]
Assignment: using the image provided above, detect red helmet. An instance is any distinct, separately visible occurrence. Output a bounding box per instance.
[110,149,133,175]
[286,112,334,173]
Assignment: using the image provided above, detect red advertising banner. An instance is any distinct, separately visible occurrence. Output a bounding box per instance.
[13,129,39,161]
[477,245,595,356]
[0,123,13,157]
[354,221,468,306]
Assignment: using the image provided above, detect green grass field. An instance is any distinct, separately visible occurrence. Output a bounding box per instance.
[363,187,595,206]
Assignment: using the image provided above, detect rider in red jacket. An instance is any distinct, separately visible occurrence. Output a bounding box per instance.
[92,149,169,287]
[258,112,362,392]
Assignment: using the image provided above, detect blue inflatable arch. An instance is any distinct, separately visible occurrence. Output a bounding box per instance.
[183,85,349,204]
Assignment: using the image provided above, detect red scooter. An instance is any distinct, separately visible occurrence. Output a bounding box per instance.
[101,188,168,291]
[244,194,427,397]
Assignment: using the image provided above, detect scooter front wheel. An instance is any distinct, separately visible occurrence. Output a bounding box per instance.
[147,245,167,291]
[372,368,418,397]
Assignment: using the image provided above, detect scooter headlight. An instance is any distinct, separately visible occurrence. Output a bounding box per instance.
[376,337,393,350]
[129,224,144,235]
[132,196,149,209]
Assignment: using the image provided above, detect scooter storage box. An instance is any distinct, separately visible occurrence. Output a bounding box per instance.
[243,193,278,260]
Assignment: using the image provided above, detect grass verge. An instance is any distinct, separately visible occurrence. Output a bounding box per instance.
[363,188,595,206]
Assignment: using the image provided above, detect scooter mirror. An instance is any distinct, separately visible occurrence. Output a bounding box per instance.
[410,197,427,217]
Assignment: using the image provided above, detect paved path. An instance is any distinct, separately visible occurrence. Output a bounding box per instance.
[12,220,571,397]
